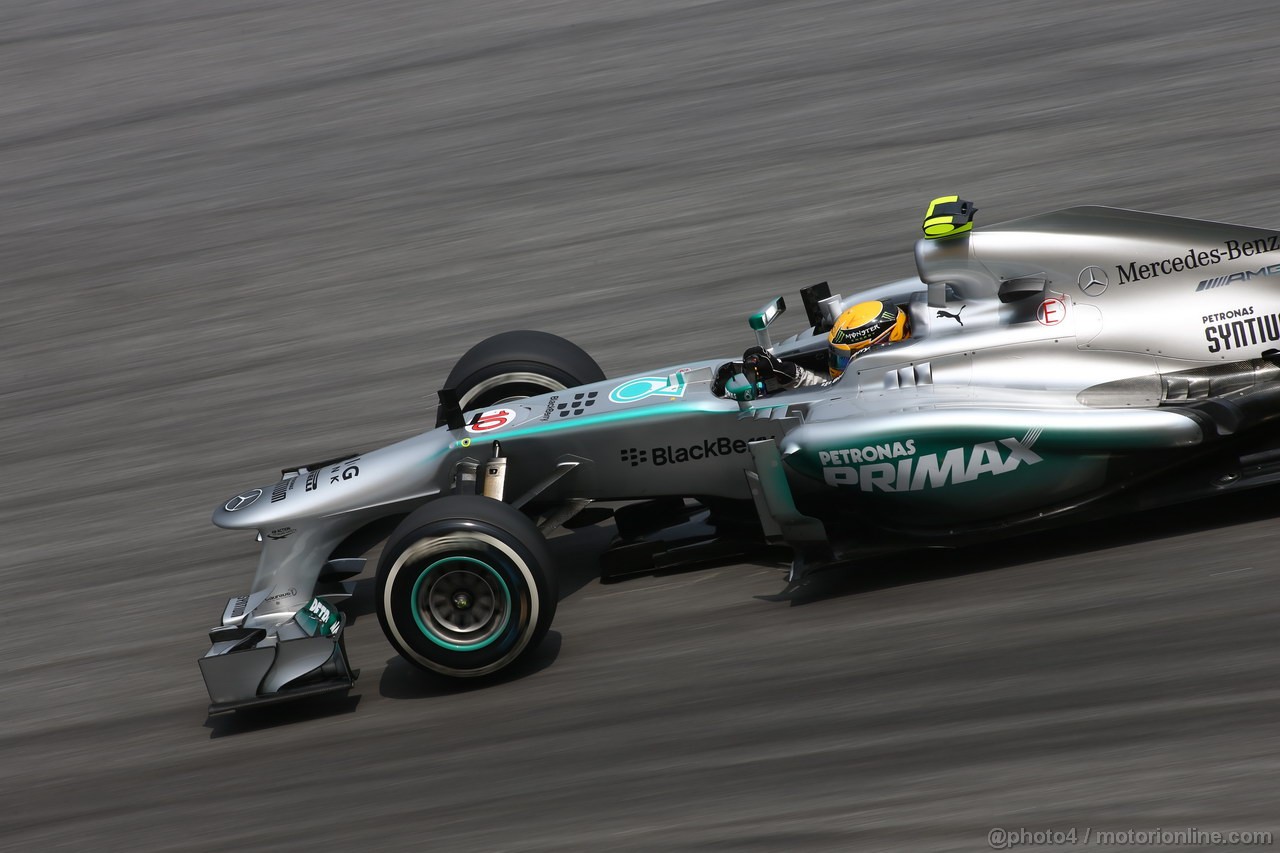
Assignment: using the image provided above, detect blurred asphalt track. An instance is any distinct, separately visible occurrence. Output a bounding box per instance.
[3,0,1279,850]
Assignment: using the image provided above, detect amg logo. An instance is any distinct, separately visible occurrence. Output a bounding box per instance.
[823,433,1043,492]
[1196,262,1280,292]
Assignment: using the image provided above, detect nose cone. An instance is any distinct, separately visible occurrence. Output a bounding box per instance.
[213,484,279,529]
[222,487,265,513]
[211,425,462,531]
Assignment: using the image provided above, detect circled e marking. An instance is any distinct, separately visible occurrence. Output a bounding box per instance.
[1037,298,1067,326]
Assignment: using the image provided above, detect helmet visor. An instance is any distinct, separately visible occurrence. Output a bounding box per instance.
[829,345,854,376]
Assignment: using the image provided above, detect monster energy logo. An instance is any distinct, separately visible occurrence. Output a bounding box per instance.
[821,430,1043,491]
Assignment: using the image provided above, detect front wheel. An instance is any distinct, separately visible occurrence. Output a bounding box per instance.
[376,496,558,678]
[436,330,605,426]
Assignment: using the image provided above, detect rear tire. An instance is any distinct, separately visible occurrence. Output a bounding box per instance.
[437,330,605,426]
[376,496,557,678]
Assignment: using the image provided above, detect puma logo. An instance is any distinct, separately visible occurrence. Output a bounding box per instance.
[936,305,965,326]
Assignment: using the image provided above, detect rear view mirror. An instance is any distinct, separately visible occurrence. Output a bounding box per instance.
[749,296,787,350]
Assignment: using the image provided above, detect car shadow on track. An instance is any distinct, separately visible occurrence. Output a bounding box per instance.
[778,485,1280,606]
[227,486,1280,726]
[204,693,363,738]
[202,634,564,735]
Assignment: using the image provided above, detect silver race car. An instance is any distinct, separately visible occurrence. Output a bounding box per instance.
[201,198,1280,714]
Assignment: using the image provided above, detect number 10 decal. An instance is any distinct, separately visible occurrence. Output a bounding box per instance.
[466,408,518,433]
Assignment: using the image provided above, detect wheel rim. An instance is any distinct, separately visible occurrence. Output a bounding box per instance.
[383,529,544,677]
[458,372,567,410]
[411,556,512,651]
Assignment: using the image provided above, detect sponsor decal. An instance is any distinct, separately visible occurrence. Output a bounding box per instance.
[1196,261,1280,292]
[1078,266,1108,297]
[1117,249,1223,284]
[266,526,294,540]
[609,373,688,404]
[1037,297,1067,326]
[818,440,916,466]
[820,430,1043,491]
[329,457,361,484]
[936,305,965,326]
[224,489,262,512]
[305,470,320,492]
[1203,305,1280,353]
[1203,306,1255,324]
[229,594,251,619]
[1224,235,1280,260]
[1116,235,1279,286]
[295,597,340,637]
[466,407,517,433]
[556,390,599,418]
[540,395,559,421]
[832,303,900,346]
[619,435,771,467]
[265,587,298,601]
[270,477,294,503]
[620,448,647,467]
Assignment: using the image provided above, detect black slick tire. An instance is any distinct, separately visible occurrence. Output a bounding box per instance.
[376,496,558,678]
[436,330,605,426]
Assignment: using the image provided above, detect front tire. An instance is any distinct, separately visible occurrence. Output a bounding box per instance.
[376,496,558,678]
[437,330,605,426]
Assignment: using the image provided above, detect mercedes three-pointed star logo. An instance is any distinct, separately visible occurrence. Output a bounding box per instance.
[1078,266,1109,297]
[224,488,263,512]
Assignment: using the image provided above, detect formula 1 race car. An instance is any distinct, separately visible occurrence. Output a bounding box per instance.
[200,197,1280,714]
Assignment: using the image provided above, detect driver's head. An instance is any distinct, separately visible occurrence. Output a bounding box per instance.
[827,300,908,377]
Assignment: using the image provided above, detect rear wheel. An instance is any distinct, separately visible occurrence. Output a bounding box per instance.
[376,496,557,678]
[437,330,605,426]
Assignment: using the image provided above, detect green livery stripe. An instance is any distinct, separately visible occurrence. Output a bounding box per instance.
[449,401,725,449]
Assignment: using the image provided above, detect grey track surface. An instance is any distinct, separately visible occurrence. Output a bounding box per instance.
[3,1,1279,850]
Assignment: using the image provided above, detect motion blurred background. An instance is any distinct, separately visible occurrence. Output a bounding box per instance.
[3,1,1278,849]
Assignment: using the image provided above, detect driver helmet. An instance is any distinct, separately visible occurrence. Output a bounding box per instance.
[827,300,909,377]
